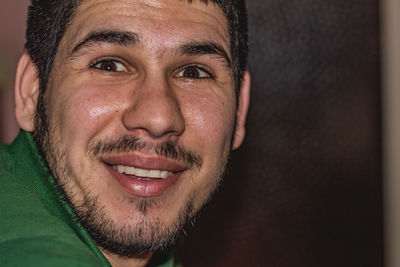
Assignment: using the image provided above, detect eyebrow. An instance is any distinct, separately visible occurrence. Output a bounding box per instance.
[181,42,233,70]
[69,30,140,58]
[68,30,232,70]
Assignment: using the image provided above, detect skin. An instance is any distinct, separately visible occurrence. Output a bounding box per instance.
[15,0,250,266]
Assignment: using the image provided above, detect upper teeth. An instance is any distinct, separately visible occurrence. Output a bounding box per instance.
[113,165,172,179]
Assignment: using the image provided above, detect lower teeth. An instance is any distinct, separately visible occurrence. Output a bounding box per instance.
[137,177,156,181]
[127,175,158,181]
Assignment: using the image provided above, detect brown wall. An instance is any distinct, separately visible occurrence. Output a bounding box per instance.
[0,0,30,143]
[383,0,400,266]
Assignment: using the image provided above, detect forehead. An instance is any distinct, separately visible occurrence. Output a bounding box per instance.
[61,0,229,56]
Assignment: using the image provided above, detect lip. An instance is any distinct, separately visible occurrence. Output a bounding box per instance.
[101,153,188,197]
[102,153,188,172]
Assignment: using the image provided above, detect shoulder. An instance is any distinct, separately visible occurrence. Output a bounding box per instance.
[0,143,108,266]
[0,174,105,266]
[0,173,108,266]
[0,236,106,266]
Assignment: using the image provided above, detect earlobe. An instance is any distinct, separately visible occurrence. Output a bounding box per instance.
[232,71,251,150]
[14,52,40,132]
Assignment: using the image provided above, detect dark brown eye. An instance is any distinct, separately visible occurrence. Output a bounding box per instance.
[92,59,127,72]
[176,65,212,79]
[183,66,200,78]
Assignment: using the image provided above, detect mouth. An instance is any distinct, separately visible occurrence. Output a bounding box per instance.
[102,155,188,197]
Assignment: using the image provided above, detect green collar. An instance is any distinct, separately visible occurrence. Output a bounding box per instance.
[9,130,110,265]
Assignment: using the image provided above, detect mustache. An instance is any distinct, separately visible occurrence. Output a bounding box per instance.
[88,135,202,169]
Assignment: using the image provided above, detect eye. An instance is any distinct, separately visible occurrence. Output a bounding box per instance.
[91,58,128,72]
[175,65,213,79]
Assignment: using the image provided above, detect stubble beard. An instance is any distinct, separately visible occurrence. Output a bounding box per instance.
[32,93,230,257]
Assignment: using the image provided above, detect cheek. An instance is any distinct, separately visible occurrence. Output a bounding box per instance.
[186,94,236,153]
[183,95,235,208]
[69,96,115,137]
[50,80,125,147]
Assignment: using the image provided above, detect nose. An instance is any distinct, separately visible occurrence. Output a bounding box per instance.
[122,75,185,140]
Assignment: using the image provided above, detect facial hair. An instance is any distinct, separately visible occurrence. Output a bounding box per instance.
[32,93,230,256]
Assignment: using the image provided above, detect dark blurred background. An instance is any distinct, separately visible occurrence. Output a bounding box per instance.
[0,1,383,266]
[178,1,382,266]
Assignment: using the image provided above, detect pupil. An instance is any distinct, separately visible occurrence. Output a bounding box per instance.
[186,68,198,78]
[102,62,115,71]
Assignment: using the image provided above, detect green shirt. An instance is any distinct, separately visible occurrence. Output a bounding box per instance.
[0,131,176,267]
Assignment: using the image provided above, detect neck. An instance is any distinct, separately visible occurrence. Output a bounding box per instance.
[100,248,152,267]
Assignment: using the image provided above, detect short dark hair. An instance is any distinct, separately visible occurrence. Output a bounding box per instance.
[25,0,248,93]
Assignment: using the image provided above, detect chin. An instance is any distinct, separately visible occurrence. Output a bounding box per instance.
[71,189,197,256]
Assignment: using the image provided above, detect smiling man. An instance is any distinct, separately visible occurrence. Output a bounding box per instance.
[0,0,250,266]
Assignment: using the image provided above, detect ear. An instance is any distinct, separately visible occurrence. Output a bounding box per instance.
[232,71,251,150]
[14,52,40,132]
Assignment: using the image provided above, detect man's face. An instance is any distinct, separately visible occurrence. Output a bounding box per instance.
[35,0,240,255]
